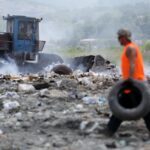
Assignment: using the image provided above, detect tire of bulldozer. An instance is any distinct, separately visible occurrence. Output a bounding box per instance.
[108,79,150,120]
[51,64,73,75]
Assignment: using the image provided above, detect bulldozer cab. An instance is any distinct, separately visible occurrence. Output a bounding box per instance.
[3,15,45,62]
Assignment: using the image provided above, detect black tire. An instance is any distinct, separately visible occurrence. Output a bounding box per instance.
[108,79,150,120]
[51,64,73,75]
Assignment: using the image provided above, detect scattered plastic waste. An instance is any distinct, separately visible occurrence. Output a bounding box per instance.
[82,96,98,104]
[82,96,107,106]
[18,84,35,92]
[98,96,107,106]
[3,100,20,113]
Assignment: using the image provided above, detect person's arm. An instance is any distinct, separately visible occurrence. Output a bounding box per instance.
[126,46,137,78]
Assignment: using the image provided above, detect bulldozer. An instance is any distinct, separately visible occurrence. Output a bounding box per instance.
[0,14,63,73]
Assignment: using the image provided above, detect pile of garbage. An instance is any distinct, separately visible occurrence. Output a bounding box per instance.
[0,57,148,149]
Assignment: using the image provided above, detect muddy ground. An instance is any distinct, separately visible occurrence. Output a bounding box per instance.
[0,70,149,150]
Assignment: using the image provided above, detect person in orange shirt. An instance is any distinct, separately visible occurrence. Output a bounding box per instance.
[105,28,150,136]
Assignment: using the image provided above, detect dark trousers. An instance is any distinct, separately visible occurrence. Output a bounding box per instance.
[107,112,150,134]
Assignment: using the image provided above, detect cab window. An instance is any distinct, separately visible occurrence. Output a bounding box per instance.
[18,21,33,40]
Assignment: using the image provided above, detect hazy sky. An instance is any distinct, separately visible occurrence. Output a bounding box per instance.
[0,0,147,14]
[0,0,147,20]
[0,0,149,50]
[33,0,99,9]
[28,0,149,9]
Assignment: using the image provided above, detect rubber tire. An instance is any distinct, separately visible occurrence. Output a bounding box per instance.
[51,64,73,75]
[108,79,150,120]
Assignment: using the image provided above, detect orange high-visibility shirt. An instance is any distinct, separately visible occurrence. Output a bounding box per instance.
[121,42,145,80]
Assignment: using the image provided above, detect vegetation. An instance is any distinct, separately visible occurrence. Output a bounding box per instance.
[62,47,86,58]
[140,41,150,62]
[60,46,122,64]
[143,41,150,52]
[61,43,150,64]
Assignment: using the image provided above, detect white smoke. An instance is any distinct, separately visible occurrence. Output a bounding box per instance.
[0,58,19,75]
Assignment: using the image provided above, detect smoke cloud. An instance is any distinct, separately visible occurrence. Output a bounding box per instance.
[0,58,19,75]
